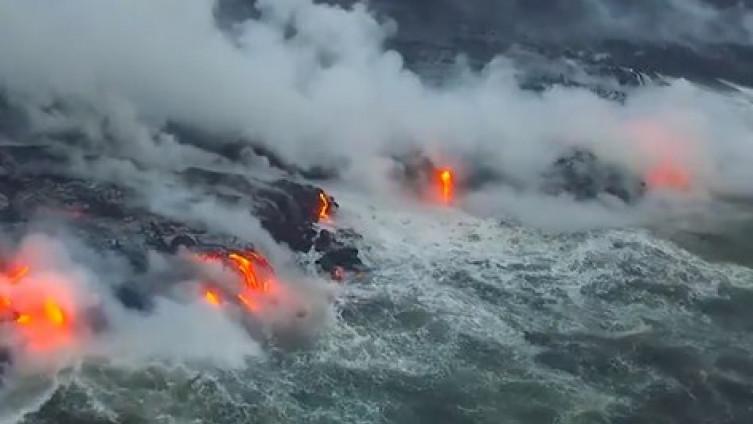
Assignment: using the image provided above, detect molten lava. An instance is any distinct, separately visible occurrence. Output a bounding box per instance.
[16,313,31,325]
[0,263,78,352]
[437,168,454,204]
[196,249,278,314]
[44,299,66,326]
[203,288,222,307]
[228,252,263,291]
[0,265,76,352]
[318,191,331,221]
[14,297,74,352]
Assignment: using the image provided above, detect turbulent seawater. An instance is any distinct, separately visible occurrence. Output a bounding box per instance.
[2,2,753,422]
[8,189,753,424]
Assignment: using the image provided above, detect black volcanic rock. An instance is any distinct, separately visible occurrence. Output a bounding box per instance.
[316,247,363,274]
[314,229,335,253]
[543,149,646,203]
[115,285,154,313]
[313,228,366,275]
[0,143,361,303]
[256,180,326,252]
[178,166,343,255]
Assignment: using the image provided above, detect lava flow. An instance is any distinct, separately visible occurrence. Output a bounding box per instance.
[437,168,455,204]
[0,264,77,352]
[196,250,278,314]
[203,287,222,308]
[318,191,331,222]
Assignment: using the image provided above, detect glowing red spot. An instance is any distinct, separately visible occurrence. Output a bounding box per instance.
[16,313,31,325]
[0,259,78,352]
[646,161,691,191]
[44,299,66,326]
[203,288,222,307]
[437,168,454,204]
[628,120,698,192]
[194,249,280,315]
[228,252,263,291]
[318,192,331,221]
[12,293,75,352]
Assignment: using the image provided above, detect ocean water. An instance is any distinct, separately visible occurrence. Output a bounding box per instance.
[7,189,753,424]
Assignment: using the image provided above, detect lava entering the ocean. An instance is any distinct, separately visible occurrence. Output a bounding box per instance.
[0,263,78,352]
[437,168,455,204]
[318,191,331,222]
[196,250,279,314]
[203,288,222,308]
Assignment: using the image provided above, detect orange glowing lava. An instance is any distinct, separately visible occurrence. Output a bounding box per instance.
[203,288,222,307]
[16,313,31,325]
[318,192,331,221]
[195,250,278,314]
[438,168,454,204]
[0,263,78,352]
[228,252,263,291]
[8,292,74,351]
[44,299,66,326]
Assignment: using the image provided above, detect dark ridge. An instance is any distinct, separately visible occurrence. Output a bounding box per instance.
[542,148,646,203]
[598,39,753,87]
[166,122,339,180]
[0,143,362,291]
[334,0,753,89]
[178,166,363,274]
[212,1,753,99]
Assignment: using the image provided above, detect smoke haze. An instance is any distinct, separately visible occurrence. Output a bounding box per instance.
[1,0,753,229]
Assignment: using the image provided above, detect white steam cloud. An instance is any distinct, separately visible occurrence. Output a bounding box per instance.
[0,234,262,369]
[1,0,753,417]
[1,0,753,229]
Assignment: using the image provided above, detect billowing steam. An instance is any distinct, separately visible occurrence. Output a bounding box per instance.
[1,2,753,421]
[0,231,332,378]
[2,0,753,218]
[0,0,752,371]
